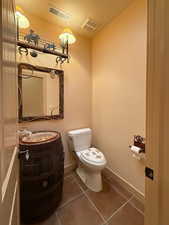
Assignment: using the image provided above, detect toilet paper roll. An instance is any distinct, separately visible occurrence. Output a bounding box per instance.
[130,145,141,154]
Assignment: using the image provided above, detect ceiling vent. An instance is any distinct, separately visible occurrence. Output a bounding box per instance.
[49,7,70,20]
[81,18,97,32]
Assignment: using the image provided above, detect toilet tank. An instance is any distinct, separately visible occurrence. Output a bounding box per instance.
[68,128,92,152]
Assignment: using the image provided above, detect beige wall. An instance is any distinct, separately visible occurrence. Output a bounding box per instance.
[18,13,92,167]
[18,0,147,194]
[92,0,147,194]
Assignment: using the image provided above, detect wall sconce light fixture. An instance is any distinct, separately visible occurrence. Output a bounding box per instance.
[59,28,76,45]
[15,6,30,28]
[59,28,76,58]
[15,6,30,40]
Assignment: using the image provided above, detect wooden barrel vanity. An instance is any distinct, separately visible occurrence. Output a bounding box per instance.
[19,131,64,224]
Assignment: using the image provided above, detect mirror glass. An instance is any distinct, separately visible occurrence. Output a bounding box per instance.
[18,64,64,122]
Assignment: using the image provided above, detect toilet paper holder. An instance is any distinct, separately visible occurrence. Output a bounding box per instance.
[129,135,145,153]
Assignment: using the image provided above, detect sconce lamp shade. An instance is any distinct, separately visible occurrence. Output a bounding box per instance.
[15,6,30,29]
[59,28,76,45]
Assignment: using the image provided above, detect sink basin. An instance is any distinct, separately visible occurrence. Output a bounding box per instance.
[21,131,58,144]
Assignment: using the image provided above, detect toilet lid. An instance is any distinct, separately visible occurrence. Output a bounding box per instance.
[80,148,106,164]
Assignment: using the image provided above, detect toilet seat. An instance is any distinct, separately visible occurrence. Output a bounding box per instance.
[77,148,106,165]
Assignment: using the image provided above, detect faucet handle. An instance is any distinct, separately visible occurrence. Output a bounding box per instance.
[18,149,30,160]
[18,129,32,139]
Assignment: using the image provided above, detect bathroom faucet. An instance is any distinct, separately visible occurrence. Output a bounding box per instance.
[18,128,32,139]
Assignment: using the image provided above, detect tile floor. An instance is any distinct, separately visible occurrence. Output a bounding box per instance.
[36,172,144,225]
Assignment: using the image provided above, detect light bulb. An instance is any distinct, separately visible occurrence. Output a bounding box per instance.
[15,11,30,28]
[59,28,76,45]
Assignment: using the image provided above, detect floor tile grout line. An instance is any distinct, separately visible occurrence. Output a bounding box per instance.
[73,174,89,194]
[57,213,64,225]
[128,198,144,216]
[104,176,145,216]
[60,173,144,225]
[58,192,84,209]
[83,191,107,223]
[103,175,145,209]
[64,173,74,180]
[55,212,63,225]
[104,195,134,225]
[73,175,107,224]
[64,173,144,218]
[104,176,130,193]
[103,177,133,201]
[103,176,145,216]
[61,173,144,224]
[59,173,85,209]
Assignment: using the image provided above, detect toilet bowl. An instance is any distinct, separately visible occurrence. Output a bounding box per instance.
[68,128,107,192]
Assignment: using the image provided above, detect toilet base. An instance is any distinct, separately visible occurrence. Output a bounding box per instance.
[76,166,103,192]
[76,167,86,183]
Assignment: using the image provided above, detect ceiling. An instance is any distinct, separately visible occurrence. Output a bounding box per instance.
[15,0,134,38]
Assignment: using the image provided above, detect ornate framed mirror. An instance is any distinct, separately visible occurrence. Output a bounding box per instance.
[18,63,64,122]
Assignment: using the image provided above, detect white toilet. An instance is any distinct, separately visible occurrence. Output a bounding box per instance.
[68,128,107,192]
